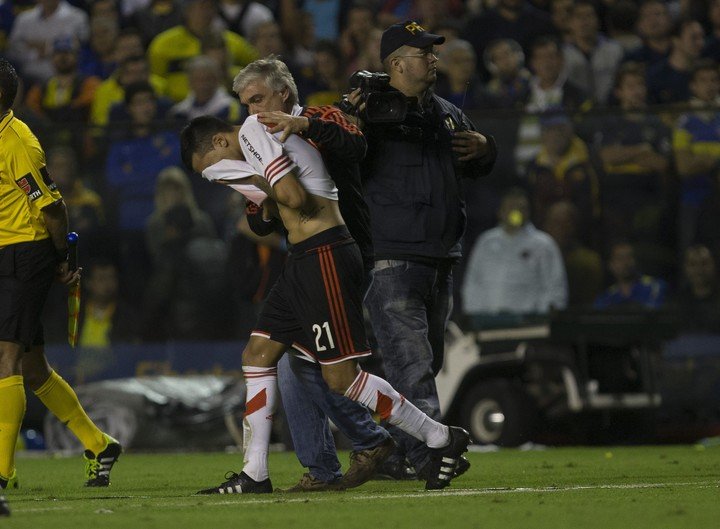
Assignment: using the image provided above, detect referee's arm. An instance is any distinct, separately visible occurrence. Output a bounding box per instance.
[41,200,76,283]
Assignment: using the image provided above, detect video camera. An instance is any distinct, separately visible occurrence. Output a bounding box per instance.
[343,70,407,124]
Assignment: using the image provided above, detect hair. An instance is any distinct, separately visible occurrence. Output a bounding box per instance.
[500,186,529,204]
[186,55,222,78]
[530,35,562,58]
[690,58,719,81]
[613,61,646,89]
[179,115,234,172]
[441,38,477,60]
[154,165,200,213]
[123,81,155,105]
[232,55,298,106]
[0,58,19,111]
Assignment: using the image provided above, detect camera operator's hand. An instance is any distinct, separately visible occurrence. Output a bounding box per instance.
[257,111,309,142]
[452,131,490,162]
[339,88,365,127]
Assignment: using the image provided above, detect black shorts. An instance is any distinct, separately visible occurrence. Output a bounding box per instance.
[253,225,372,365]
[0,239,56,348]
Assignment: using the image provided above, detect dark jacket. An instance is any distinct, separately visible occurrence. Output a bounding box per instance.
[360,92,497,262]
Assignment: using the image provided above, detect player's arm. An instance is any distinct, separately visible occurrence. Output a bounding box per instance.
[41,200,76,284]
[252,169,308,209]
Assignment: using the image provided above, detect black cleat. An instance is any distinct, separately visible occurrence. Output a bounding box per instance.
[455,455,471,478]
[197,471,273,494]
[373,458,417,481]
[84,434,122,487]
[424,427,471,490]
[0,494,9,517]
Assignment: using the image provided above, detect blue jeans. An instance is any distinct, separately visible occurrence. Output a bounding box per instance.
[364,259,453,472]
[277,353,390,483]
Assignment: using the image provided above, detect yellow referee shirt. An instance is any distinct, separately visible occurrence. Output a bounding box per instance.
[0,110,63,246]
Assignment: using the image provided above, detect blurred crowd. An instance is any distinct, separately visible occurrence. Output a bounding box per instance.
[1,0,719,346]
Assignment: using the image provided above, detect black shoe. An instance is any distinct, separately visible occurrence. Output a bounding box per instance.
[373,458,418,481]
[0,494,9,517]
[84,434,122,487]
[424,427,472,490]
[455,455,471,478]
[197,471,273,494]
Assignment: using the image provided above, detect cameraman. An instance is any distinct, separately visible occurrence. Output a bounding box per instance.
[345,21,497,480]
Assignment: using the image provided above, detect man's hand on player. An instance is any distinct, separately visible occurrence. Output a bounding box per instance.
[257,111,309,142]
[452,131,489,162]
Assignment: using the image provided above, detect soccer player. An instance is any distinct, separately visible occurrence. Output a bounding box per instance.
[0,58,121,517]
[181,114,471,494]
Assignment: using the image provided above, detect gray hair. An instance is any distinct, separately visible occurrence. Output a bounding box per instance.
[232,55,298,106]
[186,55,222,78]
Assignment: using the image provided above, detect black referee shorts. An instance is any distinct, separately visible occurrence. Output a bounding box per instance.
[252,225,372,365]
[0,239,57,348]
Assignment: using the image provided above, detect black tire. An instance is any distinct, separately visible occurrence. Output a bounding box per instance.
[459,379,535,447]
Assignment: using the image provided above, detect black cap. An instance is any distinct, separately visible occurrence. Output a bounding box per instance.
[380,20,445,62]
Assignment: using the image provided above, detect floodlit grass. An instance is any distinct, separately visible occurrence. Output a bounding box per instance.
[5,446,720,529]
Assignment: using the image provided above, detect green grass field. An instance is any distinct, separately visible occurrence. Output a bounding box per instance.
[5,446,720,529]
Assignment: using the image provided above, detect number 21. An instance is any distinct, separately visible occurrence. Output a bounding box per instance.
[313,321,336,351]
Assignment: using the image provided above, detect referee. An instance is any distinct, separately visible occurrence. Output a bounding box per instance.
[0,59,120,517]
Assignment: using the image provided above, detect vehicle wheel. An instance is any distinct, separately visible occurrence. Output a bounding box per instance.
[459,379,535,447]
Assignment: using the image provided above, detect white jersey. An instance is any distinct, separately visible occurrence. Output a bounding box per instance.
[202,114,338,205]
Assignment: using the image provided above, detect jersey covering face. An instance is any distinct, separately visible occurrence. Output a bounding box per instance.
[0,111,63,245]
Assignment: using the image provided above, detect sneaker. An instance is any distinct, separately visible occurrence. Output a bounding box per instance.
[373,458,417,481]
[424,426,471,490]
[197,471,273,494]
[277,473,342,493]
[84,434,122,487]
[340,437,396,489]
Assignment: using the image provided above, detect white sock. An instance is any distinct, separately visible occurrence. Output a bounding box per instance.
[345,371,449,448]
[242,366,277,482]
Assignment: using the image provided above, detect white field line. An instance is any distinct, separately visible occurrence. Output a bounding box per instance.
[12,480,719,513]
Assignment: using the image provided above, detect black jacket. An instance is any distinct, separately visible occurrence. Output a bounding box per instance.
[361,92,497,262]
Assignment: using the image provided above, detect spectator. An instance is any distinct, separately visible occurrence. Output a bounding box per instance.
[462,187,568,315]
[78,14,120,80]
[674,244,720,333]
[562,0,624,105]
[46,145,104,234]
[90,54,168,127]
[148,0,257,102]
[145,165,216,265]
[339,2,376,70]
[525,112,600,245]
[594,240,667,309]
[705,0,720,58]
[595,62,671,242]
[543,200,603,307]
[434,39,487,111]
[549,0,573,42]
[25,37,101,125]
[646,18,705,105]
[281,0,352,42]
[461,0,557,78]
[606,0,641,54]
[6,0,90,84]
[352,26,385,74]
[216,0,274,39]
[673,59,720,253]
[130,0,184,46]
[143,204,232,341]
[113,28,146,65]
[296,40,348,106]
[45,257,140,346]
[249,20,287,59]
[105,81,180,233]
[624,0,673,67]
[169,55,241,121]
[514,36,591,176]
[0,0,13,52]
[481,38,530,109]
